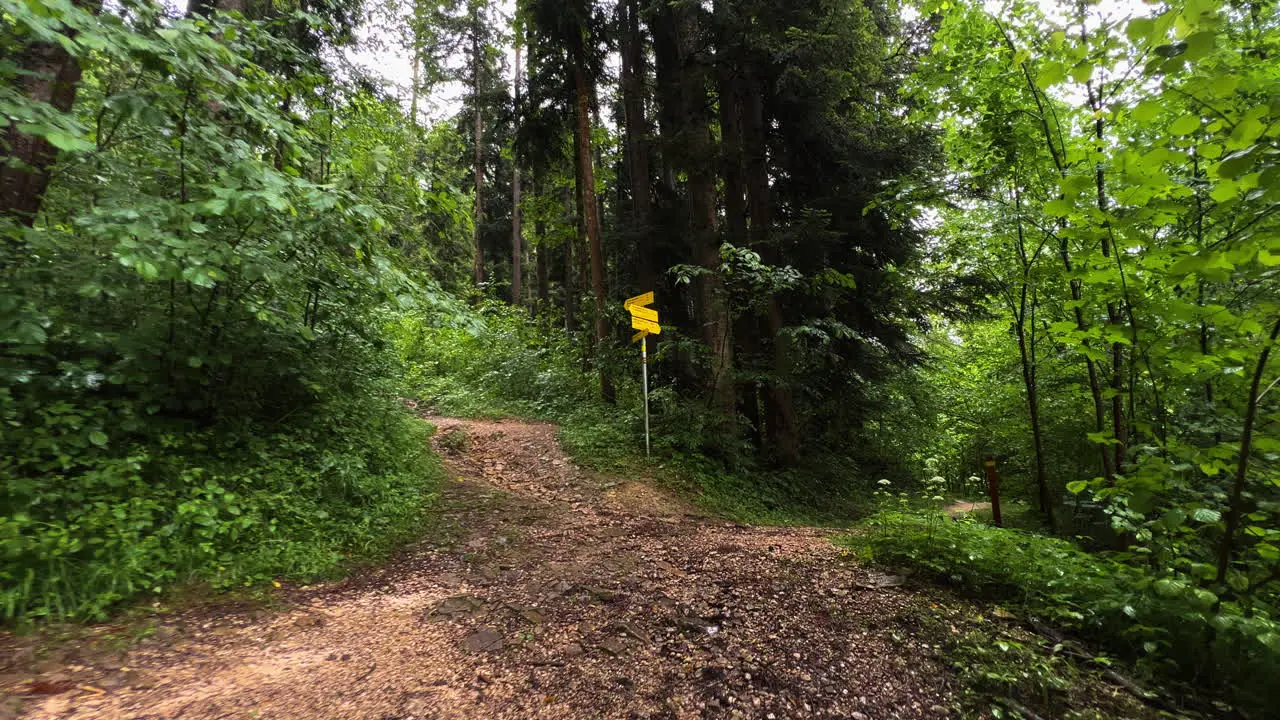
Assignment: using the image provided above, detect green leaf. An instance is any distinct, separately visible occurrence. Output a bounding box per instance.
[1231,117,1265,146]
[1036,61,1066,89]
[1192,508,1221,523]
[1170,254,1208,276]
[1188,588,1217,610]
[1210,181,1238,203]
[1210,74,1240,96]
[1169,114,1201,136]
[1125,17,1155,44]
[1190,563,1216,579]
[1044,199,1073,217]
[1261,633,1280,652]
[1217,153,1254,179]
[1259,249,1280,266]
[1154,578,1186,597]
[89,431,108,447]
[200,198,229,215]
[1182,31,1216,61]
[1132,101,1161,123]
[1160,509,1187,531]
[46,130,95,152]
[1066,480,1089,494]
[10,322,47,345]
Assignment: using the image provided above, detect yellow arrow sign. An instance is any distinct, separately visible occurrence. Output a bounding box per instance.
[631,316,661,335]
[631,330,649,343]
[624,291,654,309]
[629,305,658,323]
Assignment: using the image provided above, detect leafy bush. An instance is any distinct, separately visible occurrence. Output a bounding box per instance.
[0,9,448,624]
[1,389,441,623]
[392,303,595,419]
[846,513,1280,713]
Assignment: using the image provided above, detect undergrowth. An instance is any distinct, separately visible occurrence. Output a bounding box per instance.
[897,598,1161,720]
[843,513,1280,716]
[2,307,447,625]
[2,393,442,624]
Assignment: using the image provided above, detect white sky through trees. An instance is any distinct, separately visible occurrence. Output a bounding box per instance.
[344,0,1150,126]
[345,0,518,124]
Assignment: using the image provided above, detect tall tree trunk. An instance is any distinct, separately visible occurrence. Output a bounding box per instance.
[1012,194,1055,530]
[764,299,799,463]
[1000,17,1113,485]
[718,68,746,244]
[715,12,746,245]
[570,15,614,402]
[674,2,733,419]
[471,17,486,287]
[620,0,654,290]
[735,313,763,449]
[649,5,681,199]
[718,21,757,446]
[1192,154,1218,437]
[741,64,799,464]
[1080,2,1129,476]
[571,113,591,359]
[510,41,523,305]
[1,0,104,226]
[1088,98,1127,477]
[409,41,421,148]
[1216,317,1280,584]
[1060,241,1114,483]
[1022,291,1054,530]
[562,187,578,333]
[536,217,549,315]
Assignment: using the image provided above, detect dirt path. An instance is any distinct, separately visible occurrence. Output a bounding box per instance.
[941,501,990,518]
[5,418,958,720]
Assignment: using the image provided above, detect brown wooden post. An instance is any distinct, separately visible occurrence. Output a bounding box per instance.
[983,455,1003,527]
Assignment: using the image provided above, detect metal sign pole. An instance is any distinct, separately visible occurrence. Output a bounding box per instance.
[625,291,658,459]
[642,335,650,458]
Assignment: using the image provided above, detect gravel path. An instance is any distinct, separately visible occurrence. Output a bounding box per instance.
[5,417,958,720]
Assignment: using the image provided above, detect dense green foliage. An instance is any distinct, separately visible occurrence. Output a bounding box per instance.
[850,0,1280,711]
[1,2,450,621]
[4,393,441,621]
[850,512,1279,712]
